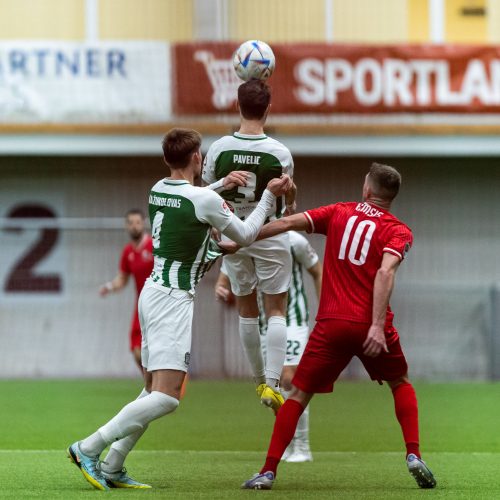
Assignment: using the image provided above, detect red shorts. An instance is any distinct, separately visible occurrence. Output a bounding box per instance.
[129,306,142,351]
[292,318,408,394]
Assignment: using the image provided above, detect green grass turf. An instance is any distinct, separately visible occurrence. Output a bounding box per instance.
[0,379,499,498]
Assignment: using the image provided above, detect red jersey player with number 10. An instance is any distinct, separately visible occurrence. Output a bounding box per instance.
[242,163,437,491]
[99,209,153,370]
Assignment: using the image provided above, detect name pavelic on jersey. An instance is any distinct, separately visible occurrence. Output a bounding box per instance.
[149,194,181,208]
[233,154,261,165]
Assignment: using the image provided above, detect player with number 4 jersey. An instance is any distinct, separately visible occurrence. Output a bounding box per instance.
[68,128,292,492]
[242,163,436,491]
[203,79,295,414]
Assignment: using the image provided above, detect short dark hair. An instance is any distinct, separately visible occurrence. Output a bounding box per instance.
[126,208,145,219]
[238,79,271,120]
[162,128,202,169]
[368,163,401,201]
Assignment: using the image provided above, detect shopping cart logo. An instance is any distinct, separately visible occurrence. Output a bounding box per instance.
[194,50,241,110]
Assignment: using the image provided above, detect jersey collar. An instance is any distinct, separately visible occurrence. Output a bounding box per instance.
[163,178,190,185]
[233,132,267,141]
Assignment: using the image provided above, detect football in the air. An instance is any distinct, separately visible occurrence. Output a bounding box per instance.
[232,40,275,81]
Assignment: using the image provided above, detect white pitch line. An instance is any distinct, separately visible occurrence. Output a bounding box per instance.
[0,450,497,455]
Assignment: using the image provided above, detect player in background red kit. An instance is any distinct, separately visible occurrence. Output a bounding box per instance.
[99,209,153,370]
[242,163,436,491]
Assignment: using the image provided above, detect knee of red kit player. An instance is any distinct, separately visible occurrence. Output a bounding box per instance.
[388,375,411,392]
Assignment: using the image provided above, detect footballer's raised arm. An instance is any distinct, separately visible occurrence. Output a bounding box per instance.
[222,175,290,246]
[256,213,310,241]
[199,176,291,247]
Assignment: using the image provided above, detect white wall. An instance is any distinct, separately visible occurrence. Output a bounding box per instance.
[0,155,496,379]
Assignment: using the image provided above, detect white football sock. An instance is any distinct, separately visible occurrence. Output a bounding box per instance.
[101,388,150,473]
[281,388,309,444]
[80,391,178,456]
[295,404,310,444]
[239,316,266,384]
[265,316,287,386]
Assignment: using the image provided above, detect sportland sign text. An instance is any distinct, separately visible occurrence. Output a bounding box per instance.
[174,43,500,114]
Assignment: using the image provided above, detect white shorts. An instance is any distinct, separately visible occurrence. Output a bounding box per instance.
[138,282,194,372]
[284,325,310,366]
[223,233,292,296]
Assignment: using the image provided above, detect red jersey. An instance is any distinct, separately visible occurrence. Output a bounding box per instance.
[119,234,154,296]
[304,201,413,326]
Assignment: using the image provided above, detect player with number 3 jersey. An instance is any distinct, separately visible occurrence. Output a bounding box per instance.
[203,79,295,414]
[242,163,436,491]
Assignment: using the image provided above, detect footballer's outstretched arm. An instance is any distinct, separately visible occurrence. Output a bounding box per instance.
[220,176,292,247]
[256,213,310,241]
[205,171,249,193]
[362,252,401,357]
[99,271,129,296]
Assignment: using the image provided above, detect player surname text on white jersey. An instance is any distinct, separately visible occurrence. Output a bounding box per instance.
[233,154,261,165]
[356,202,383,217]
[149,195,181,208]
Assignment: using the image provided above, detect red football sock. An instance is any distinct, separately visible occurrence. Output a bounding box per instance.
[392,382,420,458]
[260,399,304,476]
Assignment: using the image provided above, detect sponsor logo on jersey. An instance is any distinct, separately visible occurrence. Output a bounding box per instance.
[403,242,411,258]
[233,154,261,165]
[223,201,234,213]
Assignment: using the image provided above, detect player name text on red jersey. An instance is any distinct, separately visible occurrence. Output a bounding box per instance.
[355,202,383,218]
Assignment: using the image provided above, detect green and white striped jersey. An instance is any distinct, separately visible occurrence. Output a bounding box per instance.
[148,179,233,294]
[286,231,319,328]
[202,132,293,221]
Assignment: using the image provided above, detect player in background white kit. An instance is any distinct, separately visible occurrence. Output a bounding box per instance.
[215,231,322,461]
[203,79,296,414]
[67,128,292,491]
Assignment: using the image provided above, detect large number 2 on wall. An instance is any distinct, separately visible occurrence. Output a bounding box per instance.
[338,216,376,266]
[4,204,62,293]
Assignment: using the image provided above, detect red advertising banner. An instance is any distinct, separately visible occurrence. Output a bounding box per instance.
[174,42,500,115]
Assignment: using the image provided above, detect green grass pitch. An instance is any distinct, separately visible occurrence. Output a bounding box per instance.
[1,379,499,498]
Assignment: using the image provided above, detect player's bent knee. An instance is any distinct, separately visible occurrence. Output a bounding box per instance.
[151,391,179,417]
[387,374,410,390]
[289,385,313,408]
[281,366,296,391]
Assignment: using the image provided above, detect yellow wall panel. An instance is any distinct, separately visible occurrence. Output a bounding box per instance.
[445,0,487,42]
[0,0,84,40]
[333,0,407,43]
[487,0,500,42]
[100,0,192,41]
[408,0,429,42]
[229,0,326,42]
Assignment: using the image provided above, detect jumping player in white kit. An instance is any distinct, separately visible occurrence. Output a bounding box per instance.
[203,79,296,414]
